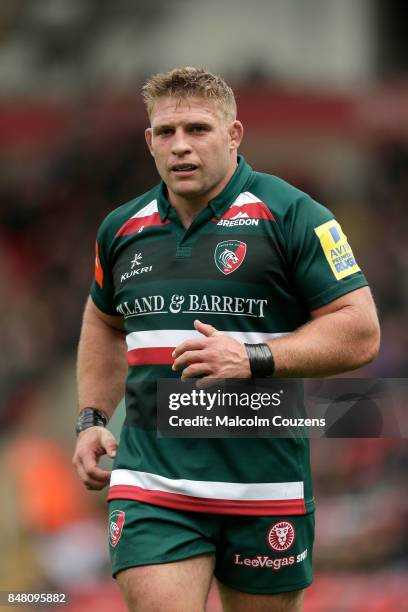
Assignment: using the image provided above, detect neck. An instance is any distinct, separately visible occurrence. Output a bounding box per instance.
[169,200,205,229]
[167,158,238,229]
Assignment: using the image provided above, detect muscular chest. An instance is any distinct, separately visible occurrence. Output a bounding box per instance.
[110,223,296,330]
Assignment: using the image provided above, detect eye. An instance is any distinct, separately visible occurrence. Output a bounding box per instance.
[156,127,174,137]
[190,125,208,134]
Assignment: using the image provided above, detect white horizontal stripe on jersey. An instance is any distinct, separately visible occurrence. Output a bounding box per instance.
[130,199,158,219]
[126,329,288,351]
[110,469,304,501]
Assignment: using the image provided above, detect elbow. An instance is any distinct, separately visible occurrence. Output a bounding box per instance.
[359,320,381,367]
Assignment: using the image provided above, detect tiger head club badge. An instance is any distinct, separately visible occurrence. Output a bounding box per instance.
[109,510,126,547]
[214,240,247,275]
[267,521,296,552]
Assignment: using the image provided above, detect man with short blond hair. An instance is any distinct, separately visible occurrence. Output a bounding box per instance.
[73,66,380,611]
[141,66,237,121]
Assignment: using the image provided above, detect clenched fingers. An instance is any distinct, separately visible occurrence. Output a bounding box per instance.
[72,427,117,491]
[75,458,110,490]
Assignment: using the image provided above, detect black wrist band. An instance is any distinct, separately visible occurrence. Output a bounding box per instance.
[75,407,108,435]
[244,343,275,377]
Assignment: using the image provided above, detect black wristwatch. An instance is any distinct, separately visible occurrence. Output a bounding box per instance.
[75,407,108,435]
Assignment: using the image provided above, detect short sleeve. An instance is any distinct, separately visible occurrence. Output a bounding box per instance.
[90,226,117,316]
[284,196,368,310]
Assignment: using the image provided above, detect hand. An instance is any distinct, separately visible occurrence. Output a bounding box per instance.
[172,319,251,383]
[72,426,118,490]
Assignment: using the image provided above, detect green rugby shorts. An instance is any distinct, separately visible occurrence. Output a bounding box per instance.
[108,499,314,594]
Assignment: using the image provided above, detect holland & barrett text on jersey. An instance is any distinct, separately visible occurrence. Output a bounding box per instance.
[116,294,268,318]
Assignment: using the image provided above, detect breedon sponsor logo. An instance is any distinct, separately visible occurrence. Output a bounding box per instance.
[217,212,259,227]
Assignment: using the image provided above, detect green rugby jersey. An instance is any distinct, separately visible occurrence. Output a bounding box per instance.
[91,156,367,516]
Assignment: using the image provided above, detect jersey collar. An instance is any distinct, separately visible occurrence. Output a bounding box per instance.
[157,155,253,221]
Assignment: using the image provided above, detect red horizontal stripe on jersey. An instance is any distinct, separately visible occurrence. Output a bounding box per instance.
[127,347,174,366]
[116,213,169,237]
[107,485,306,516]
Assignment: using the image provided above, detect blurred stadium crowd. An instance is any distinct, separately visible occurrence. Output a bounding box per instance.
[1,106,407,408]
[0,94,407,612]
[0,1,407,610]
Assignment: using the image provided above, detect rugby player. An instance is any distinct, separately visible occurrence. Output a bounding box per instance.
[73,67,380,612]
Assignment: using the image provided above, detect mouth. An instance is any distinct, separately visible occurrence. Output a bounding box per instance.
[170,163,198,176]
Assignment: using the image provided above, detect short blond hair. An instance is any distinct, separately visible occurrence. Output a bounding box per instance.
[141,66,237,122]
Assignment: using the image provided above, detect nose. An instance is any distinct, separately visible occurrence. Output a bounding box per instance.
[171,128,192,156]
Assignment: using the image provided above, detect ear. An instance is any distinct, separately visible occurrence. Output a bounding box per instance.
[145,128,154,157]
[228,120,244,152]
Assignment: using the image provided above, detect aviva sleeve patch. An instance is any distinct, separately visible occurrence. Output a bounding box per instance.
[314,220,360,280]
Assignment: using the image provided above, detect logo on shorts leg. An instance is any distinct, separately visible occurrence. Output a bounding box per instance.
[109,510,126,547]
[267,521,295,552]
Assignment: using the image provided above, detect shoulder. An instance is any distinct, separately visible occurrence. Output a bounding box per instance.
[96,184,160,244]
[248,170,331,221]
[245,172,333,234]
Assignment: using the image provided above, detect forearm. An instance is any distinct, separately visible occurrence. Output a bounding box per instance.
[77,301,127,417]
[268,305,380,378]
